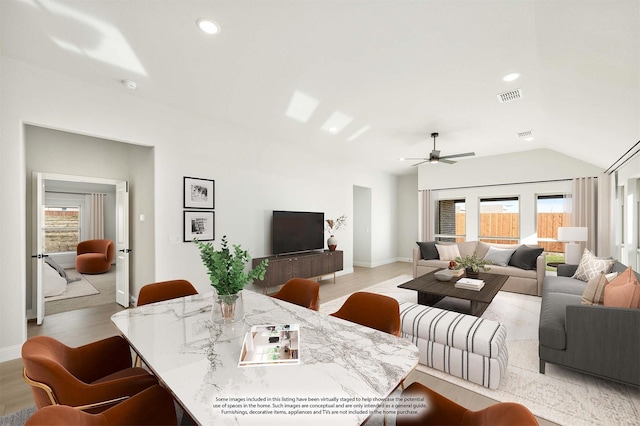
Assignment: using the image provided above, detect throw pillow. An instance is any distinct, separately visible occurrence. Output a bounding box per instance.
[483,246,516,266]
[581,273,609,305]
[603,267,640,309]
[416,241,439,260]
[509,245,544,270]
[572,249,616,282]
[435,244,461,261]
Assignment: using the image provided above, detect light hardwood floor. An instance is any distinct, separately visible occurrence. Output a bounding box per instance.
[1,262,555,425]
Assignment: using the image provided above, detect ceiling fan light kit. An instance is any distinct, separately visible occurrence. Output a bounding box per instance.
[403,132,476,166]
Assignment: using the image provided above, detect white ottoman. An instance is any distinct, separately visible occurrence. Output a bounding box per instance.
[399,301,508,389]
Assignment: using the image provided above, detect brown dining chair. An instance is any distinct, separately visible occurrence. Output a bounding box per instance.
[271,278,320,310]
[22,335,158,413]
[330,291,402,336]
[137,279,198,306]
[396,382,539,426]
[25,384,178,426]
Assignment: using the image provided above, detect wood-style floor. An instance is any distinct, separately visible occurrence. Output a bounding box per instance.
[1,262,555,425]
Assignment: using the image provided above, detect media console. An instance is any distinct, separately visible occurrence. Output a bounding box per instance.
[251,250,343,293]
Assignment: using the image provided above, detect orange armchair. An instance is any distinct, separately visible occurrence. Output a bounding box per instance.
[75,239,114,274]
[271,278,320,310]
[22,335,158,413]
[25,384,178,425]
[137,279,198,306]
[330,291,402,336]
[396,382,539,426]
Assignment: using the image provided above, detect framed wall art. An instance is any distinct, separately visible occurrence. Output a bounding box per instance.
[184,176,215,209]
[184,210,215,242]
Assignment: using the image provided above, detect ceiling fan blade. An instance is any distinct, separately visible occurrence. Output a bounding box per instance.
[439,152,475,160]
[401,157,429,161]
[440,159,456,164]
[411,160,430,167]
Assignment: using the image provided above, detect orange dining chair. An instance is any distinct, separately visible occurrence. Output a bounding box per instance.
[330,292,402,337]
[22,335,158,413]
[137,279,198,306]
[396,382,539,426]
[271,278,320,310]
[75,239,115,274]
[25,384,178,426]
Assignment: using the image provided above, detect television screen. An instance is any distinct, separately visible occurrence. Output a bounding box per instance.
[272,211,324,255]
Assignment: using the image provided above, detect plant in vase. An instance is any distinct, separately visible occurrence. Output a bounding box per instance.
[194,235,269,322]
[452,253,491,278]
[325,214,347,252]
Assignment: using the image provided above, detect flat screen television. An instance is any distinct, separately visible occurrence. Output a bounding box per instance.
[272,211,324,255]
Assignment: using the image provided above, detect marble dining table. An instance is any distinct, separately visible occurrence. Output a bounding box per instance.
[110,289,419,425]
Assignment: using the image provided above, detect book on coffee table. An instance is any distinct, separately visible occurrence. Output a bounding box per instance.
[455,278,485,291]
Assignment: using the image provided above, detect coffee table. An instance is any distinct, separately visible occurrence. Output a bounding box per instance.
[398,270,508,316]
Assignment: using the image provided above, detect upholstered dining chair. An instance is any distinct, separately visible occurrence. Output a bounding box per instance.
[75,239,115,274]
[25,384,178,426]
[137,279,198,306]
[330,291,402,337]
[396,382,539,426]
[271,278,320,310]
[22,335,158,413]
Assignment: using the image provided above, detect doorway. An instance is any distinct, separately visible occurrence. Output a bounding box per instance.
[353,185,372,267]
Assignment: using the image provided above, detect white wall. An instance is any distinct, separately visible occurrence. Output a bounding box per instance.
[396,174,419,262]
[0,58,400,360]
[353,186,372,266]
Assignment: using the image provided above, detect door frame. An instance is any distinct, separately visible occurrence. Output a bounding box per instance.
[31,172,129,323]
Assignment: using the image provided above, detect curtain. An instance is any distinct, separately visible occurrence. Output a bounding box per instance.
[597,173,613,257]
[572,177,597,254]
[419,190,433,241]
[88,193,105,240]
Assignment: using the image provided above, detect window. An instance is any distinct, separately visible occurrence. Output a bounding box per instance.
[436,199,465,242]
[536,194,570,256]
[479,197,519,244]
[44,206,80,253]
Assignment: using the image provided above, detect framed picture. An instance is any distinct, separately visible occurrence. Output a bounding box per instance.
[184,211,215,242]
[183,176,215,209]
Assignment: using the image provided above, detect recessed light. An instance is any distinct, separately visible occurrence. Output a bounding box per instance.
[502,73,521,82]
[121,79,137,90]
[197,18,221,35]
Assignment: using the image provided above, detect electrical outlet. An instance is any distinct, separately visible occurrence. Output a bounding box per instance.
[168,235,180,244]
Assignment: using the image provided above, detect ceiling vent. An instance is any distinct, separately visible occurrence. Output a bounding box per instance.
[497,88,523,103]
[517,130,533,138]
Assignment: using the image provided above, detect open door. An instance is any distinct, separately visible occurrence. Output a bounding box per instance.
[115,181,130,307]
[33,172,46,325]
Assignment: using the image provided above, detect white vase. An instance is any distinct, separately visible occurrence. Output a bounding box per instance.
[212,292,244,324]
[327,235,338,252]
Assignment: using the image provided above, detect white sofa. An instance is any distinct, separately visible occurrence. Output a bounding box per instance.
[400,301,508,389]
[413,240,545,296]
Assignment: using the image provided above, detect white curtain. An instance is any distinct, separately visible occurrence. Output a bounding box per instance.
[572,177,597,254]
[88,193,105,240]
[419,190,433,241]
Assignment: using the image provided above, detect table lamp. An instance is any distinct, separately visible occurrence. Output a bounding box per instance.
[557,227,588,264]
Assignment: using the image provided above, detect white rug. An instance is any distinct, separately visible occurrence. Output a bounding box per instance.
[45,270,100,302]
[320,275,640,426]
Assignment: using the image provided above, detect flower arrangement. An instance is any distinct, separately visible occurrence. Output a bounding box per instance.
[452,253,491,273]
[194,235,269,296]
[325,215,347,235]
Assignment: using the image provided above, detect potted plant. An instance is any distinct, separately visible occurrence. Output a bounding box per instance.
[325,214,347,251]
[452,252,491,279]
[194,235,269,322]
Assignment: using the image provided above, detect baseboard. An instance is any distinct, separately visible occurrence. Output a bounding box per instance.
[354,258,411,268]
[0,344,22,362]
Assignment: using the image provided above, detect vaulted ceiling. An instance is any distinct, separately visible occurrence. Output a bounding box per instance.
[2,0,638,175]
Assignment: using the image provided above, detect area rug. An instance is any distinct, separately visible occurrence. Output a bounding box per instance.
[320,275,640,426]
[45,270,99,302]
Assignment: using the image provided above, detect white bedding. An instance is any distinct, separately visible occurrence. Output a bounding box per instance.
[44,262,67,297]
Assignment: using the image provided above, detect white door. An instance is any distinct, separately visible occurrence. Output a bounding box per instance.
[33,172,46,325]
[115,181,130,307]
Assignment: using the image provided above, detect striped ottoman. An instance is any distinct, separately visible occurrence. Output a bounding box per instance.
[399,301,508,389]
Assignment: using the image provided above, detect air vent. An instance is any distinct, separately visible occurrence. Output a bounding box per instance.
[517,130,533,138]
[497,88,523,103]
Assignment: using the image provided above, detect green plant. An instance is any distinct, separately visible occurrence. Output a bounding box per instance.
[453,252,491,273]
[194,235,269,295]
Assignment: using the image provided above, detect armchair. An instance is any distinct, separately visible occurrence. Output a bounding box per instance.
[75,239,114,274]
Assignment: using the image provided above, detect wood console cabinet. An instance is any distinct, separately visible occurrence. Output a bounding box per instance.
[252,250,343,292]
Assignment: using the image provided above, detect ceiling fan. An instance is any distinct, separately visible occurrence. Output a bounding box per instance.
[402,132,475,166]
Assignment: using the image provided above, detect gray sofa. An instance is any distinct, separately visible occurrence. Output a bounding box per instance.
[413,241,545,296]
[539,262,640,387]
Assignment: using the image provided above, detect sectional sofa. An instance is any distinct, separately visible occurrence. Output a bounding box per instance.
[413,241,545,296]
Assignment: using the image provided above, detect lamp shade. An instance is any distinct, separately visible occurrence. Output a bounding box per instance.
[557,227,588,242]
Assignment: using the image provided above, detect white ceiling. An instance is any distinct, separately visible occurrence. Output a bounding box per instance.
[2,0,638,175]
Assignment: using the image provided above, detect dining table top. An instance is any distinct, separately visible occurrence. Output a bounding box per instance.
[110,289,419,425]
